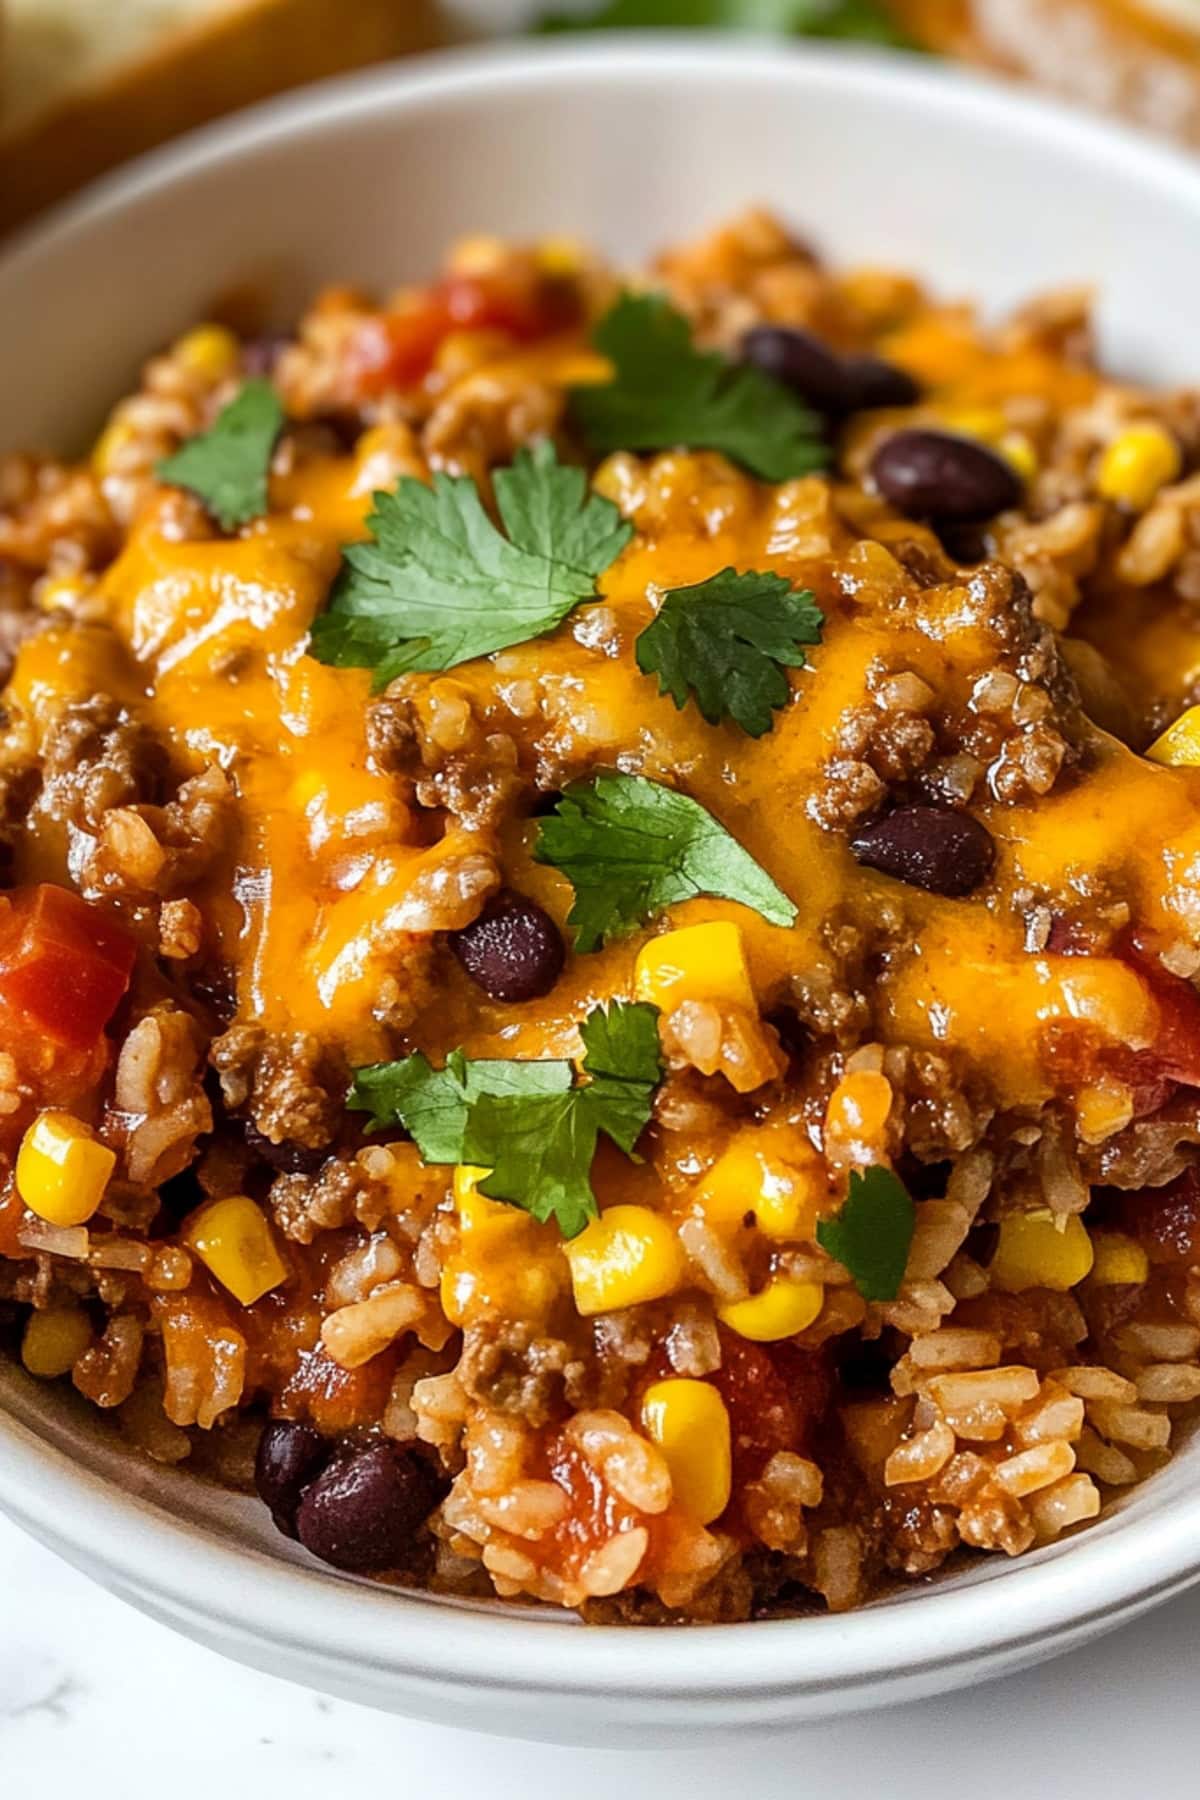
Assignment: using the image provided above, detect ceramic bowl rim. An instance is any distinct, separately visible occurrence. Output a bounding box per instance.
[4,34,1200,1704]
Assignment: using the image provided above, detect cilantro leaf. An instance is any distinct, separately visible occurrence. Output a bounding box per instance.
[534,0,916,45]
[464,1000,662,1236]
[816,1167,915,1302]
[309,441,631,687]
[347,1048,573,1164]
[569,294,828,483]
[636,568,824,737]
[157,379,284,530]
[535,771,797,951]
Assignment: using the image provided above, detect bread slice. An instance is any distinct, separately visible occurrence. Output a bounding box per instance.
[0,0,445,237]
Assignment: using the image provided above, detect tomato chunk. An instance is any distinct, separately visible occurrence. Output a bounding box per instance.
[0,885,136,1049]
[347,271,579,397]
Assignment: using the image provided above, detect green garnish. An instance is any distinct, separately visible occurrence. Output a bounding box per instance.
[569,294,828,482]
[816,1166,915,1302]
[535,771,797,951]
[348,1051,573,1164]
[535,0,916,46]
[348,1001,662,1238]
[157,379,284,530]
[636,568,824,738]
[309,441,631,687]
[464,1001,663,1236]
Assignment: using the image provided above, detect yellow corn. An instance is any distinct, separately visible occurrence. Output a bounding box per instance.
[718,1276,824,1342]
[989,1210,1094,1293]
[1089,1231,1149,1287]
[21,1306,93,1380]
[939,405,1010,444]
[824,1070,893,1157]
[91,416,138,477]
[174,323,241,380]
[564,1204,685,1317]
[1147,705,1200,767]
[441,1165,565,1327]
[537,235,587,276]
[641,1378,731,1524]
[999,431,1038,485]
[182,1194,288,1307]
[1095,424,1181,511]
[634,920,755,1014]
[16,1111,115,1228]
[697,1125,826,1240]
[1075,1078,1134,1143]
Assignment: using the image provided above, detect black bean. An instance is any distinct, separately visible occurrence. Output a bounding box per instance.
[870,429,1022,524]
[241,334,292,377]
[741,325,851,413]
[255,1420,330,1537]
[843,354,920,411]
[850,804,994,898]
[295,1442,446,1572]
[764,1005,809,1063]
[448,889,565,1003]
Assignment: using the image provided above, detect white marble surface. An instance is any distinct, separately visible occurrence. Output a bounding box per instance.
[1,1507,1197,1795]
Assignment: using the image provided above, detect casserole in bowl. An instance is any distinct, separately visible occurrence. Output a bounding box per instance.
[3,38,1200,1742]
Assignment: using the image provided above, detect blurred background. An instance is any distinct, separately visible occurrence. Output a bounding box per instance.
[2,0,1199,237]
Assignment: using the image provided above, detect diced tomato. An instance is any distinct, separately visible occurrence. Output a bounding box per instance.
[348,297,455,394]
[346,271,579,397]
[1117,1168,1200,1267]
[1120,931,1200,1090]
[0,1184,25,1259]
[279,1342,398,1432]
[0,884,136,1050]
[439,271,578,341]
[710,1331,831,1489]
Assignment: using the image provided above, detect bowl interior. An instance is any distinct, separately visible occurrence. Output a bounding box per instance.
[3,38,1200,1715]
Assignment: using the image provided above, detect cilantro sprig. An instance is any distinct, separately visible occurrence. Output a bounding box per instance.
[348,1050,573,1163]
[816,1166,915,1302]
[157,379,284,530]
[535,771,796,951]
[569,294,828,482]
[636,568,824,737]
[309,442,631,687]
[348,1001,662,1237]
[535,0,916,46]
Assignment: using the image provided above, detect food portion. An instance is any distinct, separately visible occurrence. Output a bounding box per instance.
[3,212,1200,1620]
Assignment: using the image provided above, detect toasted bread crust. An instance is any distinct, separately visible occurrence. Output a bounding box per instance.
[0,0,444,236]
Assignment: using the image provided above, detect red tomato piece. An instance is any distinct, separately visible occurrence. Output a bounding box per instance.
[1117,1167,1200,1267]
[0,884,136,1050]
[710,1331,831,1488]
[1121,931,1200,1089]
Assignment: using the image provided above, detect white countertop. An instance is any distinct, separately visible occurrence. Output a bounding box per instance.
[1,1508,1196,1796]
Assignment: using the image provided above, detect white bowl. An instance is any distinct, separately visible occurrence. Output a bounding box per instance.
[3,37,1200,1746]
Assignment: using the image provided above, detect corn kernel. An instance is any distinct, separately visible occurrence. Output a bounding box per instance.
[16,1111,115,1228]
[21,1306,93,1380]
[824,1071,893,1157]
[634,920,755,1014]
[697,1126,826,1240]
[564,1204,685,1317]
[174,324,240,380]
[718,1276,824,1342]
[641,1378,731,1523]
[989,1210,1094,1293]
[1089,1231,1149,1287]
[182,1194,288,1307]
[1095,424,1181,511]
[1076,1078,1134,1143]
[999,431,1038,485]
[537,235,586,276]
[1147,705,1200,767]
[442,1165,564,1326]
[91,417,138,477]
[939,405,1010,445]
